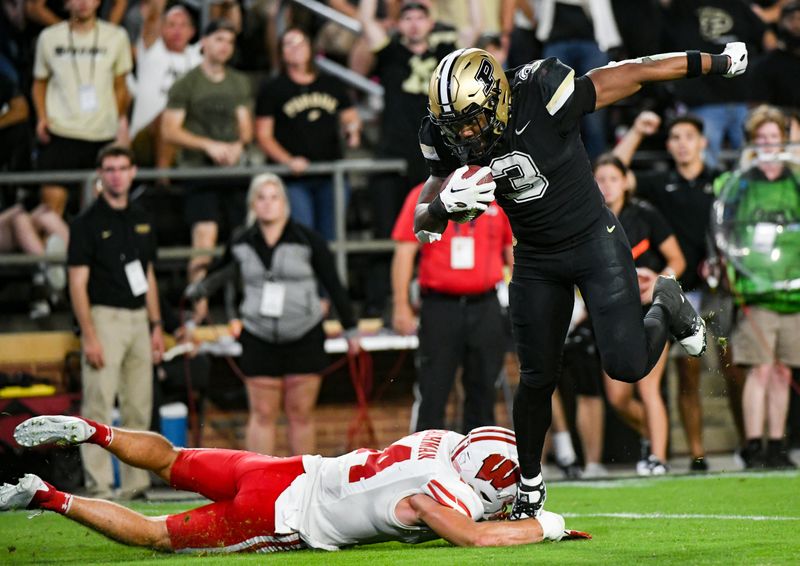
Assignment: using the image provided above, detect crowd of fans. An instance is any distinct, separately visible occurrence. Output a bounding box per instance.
[1,0,799,491]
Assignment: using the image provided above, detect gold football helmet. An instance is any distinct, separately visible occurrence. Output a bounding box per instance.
[428,48,510,160]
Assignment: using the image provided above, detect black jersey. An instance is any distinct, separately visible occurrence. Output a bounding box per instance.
[419,58,605,250]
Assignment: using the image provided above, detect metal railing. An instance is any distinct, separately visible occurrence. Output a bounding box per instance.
[0,159,406,283]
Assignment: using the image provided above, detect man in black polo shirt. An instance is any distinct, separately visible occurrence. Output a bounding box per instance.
[613,112,745,471]
[67,145,165,499]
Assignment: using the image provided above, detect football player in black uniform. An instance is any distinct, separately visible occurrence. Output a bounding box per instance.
[413,44,749,519]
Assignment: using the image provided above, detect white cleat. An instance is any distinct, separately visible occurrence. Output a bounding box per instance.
[0,474,48,511]
[14,416,96,447]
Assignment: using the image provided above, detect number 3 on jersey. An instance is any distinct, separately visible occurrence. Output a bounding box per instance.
[490,151,549,203]
[348,445,412,482]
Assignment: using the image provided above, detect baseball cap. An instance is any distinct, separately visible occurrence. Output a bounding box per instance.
[203,19,237,37]
[399,1,430,15]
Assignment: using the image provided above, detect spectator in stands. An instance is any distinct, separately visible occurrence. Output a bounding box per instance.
[67,144,164,499]
[32,0,133,217]
[186,173,360,455]
[352,0,456,318]
[391,181,513,433]
[613,111,746,472]
[722,105,799,469]
[505,0,542,68]
[128,0,200,168]
[534,0,623,159]
[0,66,30,174]
[751,1,800,111]
[660,0,770,167]
[255,28,361,241]
[161,19,253,318]
[595,154,685,475]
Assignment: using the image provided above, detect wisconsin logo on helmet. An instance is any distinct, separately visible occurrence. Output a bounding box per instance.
[428,48,510,160]
[450,426,520,520]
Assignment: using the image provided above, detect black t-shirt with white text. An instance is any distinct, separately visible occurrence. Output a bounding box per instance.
[256,73,353,162]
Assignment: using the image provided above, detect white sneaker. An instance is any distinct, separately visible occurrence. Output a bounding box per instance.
[582,463,608,479]
[0,474,48,511]
[14,416,96,447]
[636,458,652,476]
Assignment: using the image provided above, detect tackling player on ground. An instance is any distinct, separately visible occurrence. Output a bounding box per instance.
[1,416,589,553]
[414,44,748,518]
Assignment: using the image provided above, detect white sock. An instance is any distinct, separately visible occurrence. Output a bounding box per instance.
[520,472,543,488]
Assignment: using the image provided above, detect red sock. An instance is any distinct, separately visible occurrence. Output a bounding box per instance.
[81,418,114,447]
[30,480,73,514]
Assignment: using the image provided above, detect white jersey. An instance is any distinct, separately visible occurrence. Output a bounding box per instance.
[128,37,201,138]
[274,430,484,550]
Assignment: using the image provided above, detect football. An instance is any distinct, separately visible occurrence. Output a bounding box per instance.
[443,165,494,223]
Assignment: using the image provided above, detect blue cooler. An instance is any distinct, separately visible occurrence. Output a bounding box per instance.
[160,402,188,447]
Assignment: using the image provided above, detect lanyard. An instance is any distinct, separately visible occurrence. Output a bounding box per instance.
[68,23,100,85]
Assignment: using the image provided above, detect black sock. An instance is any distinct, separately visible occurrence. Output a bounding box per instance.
[643,303,671,368]
[513,380,555,480]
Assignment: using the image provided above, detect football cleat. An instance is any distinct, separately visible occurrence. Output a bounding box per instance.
[652,276,707,357]
[14,416,96,447]
[0,474,48,511]
[510,479,546,520]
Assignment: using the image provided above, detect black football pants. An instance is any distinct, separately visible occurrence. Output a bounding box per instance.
[510,207,671,478]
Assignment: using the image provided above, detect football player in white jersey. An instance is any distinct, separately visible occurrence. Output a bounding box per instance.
[2,416,589,553]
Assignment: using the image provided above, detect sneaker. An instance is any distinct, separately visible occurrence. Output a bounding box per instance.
[29,299,51,320]
[0,474,48,511]
[44,234,67,291]
[14,416,96,447]
[652,276,707,357]
[557,462,582,480]
[647,456,669,475]
[582,462,608,479]
[743,440,767,469]
[636,458,652,476]
[766,441,797,469]
[510,479,546,520]
[690,456,708,473]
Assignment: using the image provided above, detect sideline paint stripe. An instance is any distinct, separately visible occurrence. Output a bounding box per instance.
[563,512,800,522]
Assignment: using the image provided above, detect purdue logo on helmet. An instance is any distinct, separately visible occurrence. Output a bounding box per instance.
[428,48,510,160]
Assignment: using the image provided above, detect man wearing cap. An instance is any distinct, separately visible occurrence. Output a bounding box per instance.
[353,0,457,318]
[161,19,253,320]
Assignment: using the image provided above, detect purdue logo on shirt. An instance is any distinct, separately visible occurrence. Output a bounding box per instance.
[135,224,151,234]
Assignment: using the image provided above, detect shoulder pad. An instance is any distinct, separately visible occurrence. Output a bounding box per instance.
[536,58,576,116]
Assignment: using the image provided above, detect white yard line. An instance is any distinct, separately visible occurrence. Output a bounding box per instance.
[563,512,800,522]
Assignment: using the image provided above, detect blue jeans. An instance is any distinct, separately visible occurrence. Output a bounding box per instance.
[285,176,344,241]
[689,103,748,168]
[543,40,609,159]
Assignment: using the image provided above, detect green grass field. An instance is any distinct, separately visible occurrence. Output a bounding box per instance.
[3,471,799,565]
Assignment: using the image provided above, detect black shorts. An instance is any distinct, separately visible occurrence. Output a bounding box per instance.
[184,180,246,230]
[237,324,329,377]
[37,134,112,174]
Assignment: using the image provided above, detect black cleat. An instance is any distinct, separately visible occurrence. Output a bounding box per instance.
[510,480,546,520]
[653,276,707,356]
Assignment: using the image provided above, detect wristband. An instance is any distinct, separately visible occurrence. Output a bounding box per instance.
[428,195,449,221]
[709,54,729,75]
[686,50,702,78]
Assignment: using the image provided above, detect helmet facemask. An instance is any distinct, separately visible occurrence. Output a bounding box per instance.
[431,83,506,161]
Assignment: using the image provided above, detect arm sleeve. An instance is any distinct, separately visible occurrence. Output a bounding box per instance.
[166,75,190,110]
[422,476,484,521]
[66,218,92,267]
[33,33,50,80]
[306,227,357,330]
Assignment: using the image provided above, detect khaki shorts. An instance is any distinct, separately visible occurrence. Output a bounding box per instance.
[731,306,800,367]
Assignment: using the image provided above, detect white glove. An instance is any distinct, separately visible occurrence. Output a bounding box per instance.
[722,42,747,78]
[438,165,496,214]
[538,510,566,541]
